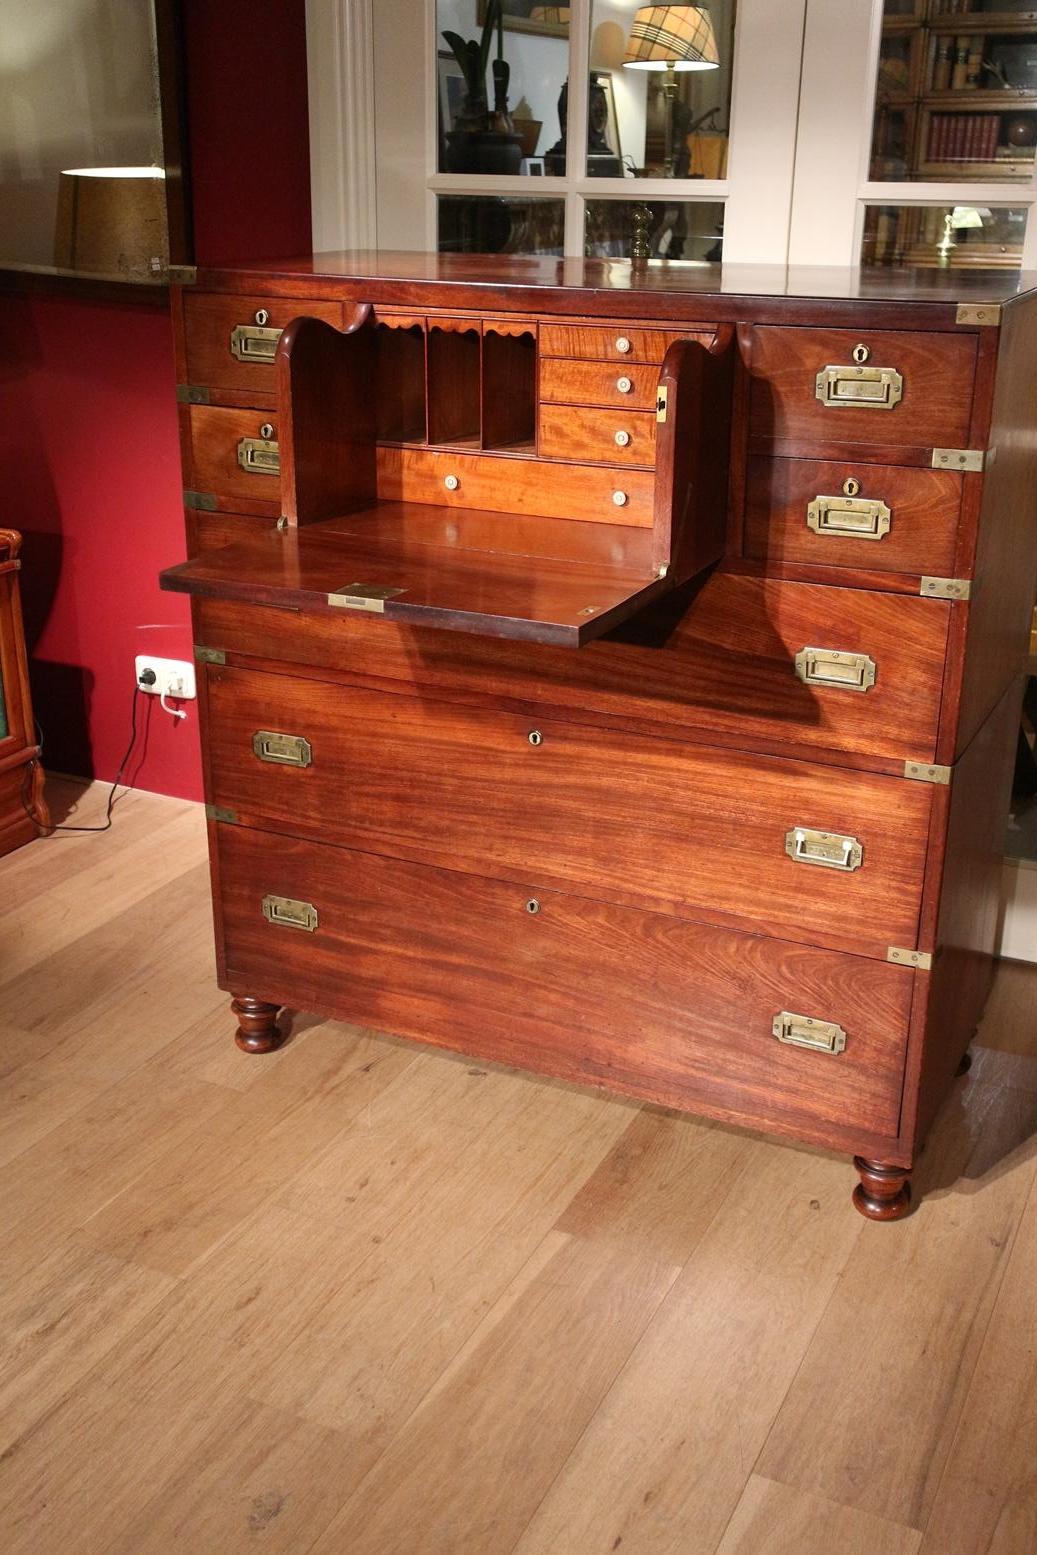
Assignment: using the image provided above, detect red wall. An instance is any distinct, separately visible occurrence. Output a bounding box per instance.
[5,0,312,802]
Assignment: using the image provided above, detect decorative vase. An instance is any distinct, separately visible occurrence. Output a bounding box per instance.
[445,128,524,174]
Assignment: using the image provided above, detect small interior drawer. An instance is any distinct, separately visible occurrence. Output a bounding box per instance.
[216,824,913,1144]
[186,405,281,514]
[540,404,657,467]
[540,359,659,411]
[539,325,691,364]
[744,455,964,577]
[206,669,935,961]
[183,293,345,395]
[748,325,977,450]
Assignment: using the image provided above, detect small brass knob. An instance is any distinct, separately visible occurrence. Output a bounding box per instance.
[614,429,631,448]
[525,898,541,915]
[616,376,633,394]
[260,422,274,439]
[842,476,861,497]
[528,729,543,746]
[444,474,460,491]
[255,308,270,326]
[612,490,628,507]
[615,336,632,354]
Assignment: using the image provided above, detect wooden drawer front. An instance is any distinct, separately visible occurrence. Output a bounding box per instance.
[376,446,653,527]
[187,406,281,512]
[539,325,697,364]
[207,670,933,959]
[198,572,952,767]
[188,511,279,555]
[745,456,963,577]
[540,359,659,411]
[217,826,912,1143]
[748,326,977,449]
[184,293,345,395]
[540,405,657,467]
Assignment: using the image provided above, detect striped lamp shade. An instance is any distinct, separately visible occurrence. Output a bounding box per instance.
[623,5,719,70]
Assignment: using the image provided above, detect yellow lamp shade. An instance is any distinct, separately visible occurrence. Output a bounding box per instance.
[623,5,719,70]
[54,166,168,280]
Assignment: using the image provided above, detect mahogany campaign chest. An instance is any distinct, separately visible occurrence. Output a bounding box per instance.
[162,254,1037,1219]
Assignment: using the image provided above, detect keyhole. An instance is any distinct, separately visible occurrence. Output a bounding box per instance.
[852,343,870,365]
[842,476,861,497]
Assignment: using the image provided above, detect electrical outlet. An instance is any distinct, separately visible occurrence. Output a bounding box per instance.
[135,656,197,700]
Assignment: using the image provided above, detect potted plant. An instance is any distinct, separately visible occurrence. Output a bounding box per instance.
[442,0,523,174]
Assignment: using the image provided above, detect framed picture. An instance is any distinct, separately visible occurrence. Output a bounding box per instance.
[438,49,467,146]
[476,3,570,40]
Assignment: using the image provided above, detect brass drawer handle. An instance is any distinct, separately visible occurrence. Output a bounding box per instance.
[237,437,280,475]
[262,894,318,932]
[772,1011,847,1055]
[794,647,876,693]
[806,494,891,540]
[230,323,282,362]
[252,730,312,767]
[815,363,903,410]
[785,826,863,872]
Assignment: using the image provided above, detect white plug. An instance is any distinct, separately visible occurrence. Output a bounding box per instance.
[135,656,196,717]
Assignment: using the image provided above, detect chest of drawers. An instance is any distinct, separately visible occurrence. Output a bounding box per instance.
[162,255,1037,1220]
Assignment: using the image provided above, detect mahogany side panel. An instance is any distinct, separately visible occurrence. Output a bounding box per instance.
[653,327,735,582]
[215,822,915,1153]
[276,308,377,526]
[954,293,1037,756]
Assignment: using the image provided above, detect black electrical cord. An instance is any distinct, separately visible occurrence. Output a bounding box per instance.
[23,683,145,835]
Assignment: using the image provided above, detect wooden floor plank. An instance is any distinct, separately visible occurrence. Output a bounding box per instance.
[307,1108,752,1555]
[715,1476,922,1555]
[755,1052,1037,1531]
[917,1167,1037,1554]
[512,1139,861,1555]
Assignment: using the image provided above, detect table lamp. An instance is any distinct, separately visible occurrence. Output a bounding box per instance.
[54,166,168,280]
[623,5,719,176]
[936,204,986,266]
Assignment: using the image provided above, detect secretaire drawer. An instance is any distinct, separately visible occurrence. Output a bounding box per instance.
[196,572,954,767]
[217,826,913,1144]
[539,325,700,364]
[540,359,659,411]
[375,446,653,526]
[539,404,657,467]
[744,456,964,577]
[748,325,977,449]
[206,670,934,960]
[183,293,345,396]
[186,406,281,513]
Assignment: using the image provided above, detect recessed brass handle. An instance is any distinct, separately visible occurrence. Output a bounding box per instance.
[795,647,877,693]
[806,494,891,540]
[230,323,282,362]
[772,1011,847,1055]
[262,894,318,932]
[785,826,863,872]
[252,730,312,767]
[815,363,903,410]
[237,437,280,475]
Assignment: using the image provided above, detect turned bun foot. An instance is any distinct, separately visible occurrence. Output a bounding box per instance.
[852,1157,913,1222]
[232,996,285,1054]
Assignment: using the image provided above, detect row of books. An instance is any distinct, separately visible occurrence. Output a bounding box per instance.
[932,34,984,92]
[927,111,1002,158]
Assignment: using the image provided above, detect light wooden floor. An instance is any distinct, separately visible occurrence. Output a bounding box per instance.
[3,778,1037,1555]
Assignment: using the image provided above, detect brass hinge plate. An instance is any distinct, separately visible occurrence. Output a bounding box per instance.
[887,946,933,970]
[955,303,1001,327]
[931,447,985,473]
[328,583,405,613]
[176,383,210,405]
[921,575,971,601]
[184,489,217,511]
[194,645,226,665]
[205,803,237,824]
[904,759,952,785]
[168,265,198,287]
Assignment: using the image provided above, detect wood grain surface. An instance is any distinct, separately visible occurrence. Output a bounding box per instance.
[183,291,344,396]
